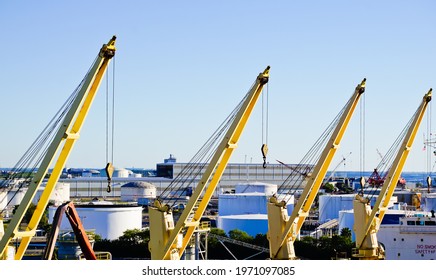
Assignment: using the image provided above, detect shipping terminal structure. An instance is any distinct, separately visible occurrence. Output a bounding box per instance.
[1,37,436,260]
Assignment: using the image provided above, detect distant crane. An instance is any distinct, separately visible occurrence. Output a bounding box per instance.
[368,148,406,188]
[275,160,312,178]
[376,148,387,166]
[323,152,352,184]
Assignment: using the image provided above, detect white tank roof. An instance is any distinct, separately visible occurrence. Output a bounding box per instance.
[121,181,156,189]
[235,182,277,195]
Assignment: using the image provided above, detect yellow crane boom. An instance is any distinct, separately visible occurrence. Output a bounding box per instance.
[353,88,432,260]
[148,66,270,260]
[267,78,366,260]
[0,36,116,260]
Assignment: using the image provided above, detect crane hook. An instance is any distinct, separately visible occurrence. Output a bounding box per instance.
[105,162,114,193]
[261,144,268,168]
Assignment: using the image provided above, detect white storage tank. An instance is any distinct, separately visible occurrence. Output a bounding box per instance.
[33,182,70,205]
[120,181,156,202]
[219,181,294,216]
[217,181,294,237]
[6,187,26,206]
[235,182,277,196]
[0,189,7,211]
[48,202,143,240]
[219,192,294,216]
[319,194,398,223]
[217,214,268,236]
[113,168,130,178]
[82,169,100,177]
[0,219,3,239]
[319,194,355,223]
[338,210,355,241]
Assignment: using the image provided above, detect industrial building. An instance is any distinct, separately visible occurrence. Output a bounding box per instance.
[57,155,305,199]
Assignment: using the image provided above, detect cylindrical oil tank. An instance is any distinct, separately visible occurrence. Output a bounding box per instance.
[113,168,130,178]
[319,194,398,223]
[338,210,355,241]
[33,182,70,205]
[217,214,268,236]
[0,189,7,211]
[218,193,294,216]
[234,182,277,195]
[48,203,142,240]
[120,181,156,202]
[319,194,355,223]
[6,187,26,206]
[82,169,100,177]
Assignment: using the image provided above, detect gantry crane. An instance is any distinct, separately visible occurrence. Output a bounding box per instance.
[267,78,366,260]
[148,66,270,260]
[0,36,117,260]
[353,89,432,260]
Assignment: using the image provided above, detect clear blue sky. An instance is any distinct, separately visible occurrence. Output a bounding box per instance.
[1,1,435,172]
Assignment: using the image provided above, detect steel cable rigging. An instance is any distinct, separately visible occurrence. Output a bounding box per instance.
[275,91,354,204]
[261,82,269,168]
[363,111,416,201]
[104,56,116,193]
[157,83,252,211]
[359,91,366,178]
[0,57,97,213]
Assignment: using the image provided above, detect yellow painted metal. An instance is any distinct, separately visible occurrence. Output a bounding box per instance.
[149,66,270,260]
[267,78,366,260]
[353,89,432,260]
[0,36,116,260]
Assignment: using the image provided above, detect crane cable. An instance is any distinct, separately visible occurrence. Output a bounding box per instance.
[275,96,350,203]
[426,101,433,192]
[275,86,363,204]
[359,90,366,194]
[157,90,247,210]
[105,56,116,193]
[0,58,98,213]
[261,82,269,168]
[364,108,418,201]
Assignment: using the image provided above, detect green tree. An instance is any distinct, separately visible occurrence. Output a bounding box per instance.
[323,183,335,193]
[208,228,226,248]
[118,228,149,244]
[340,227,352,239]
[94,228,150,259]
[228,229,253,243]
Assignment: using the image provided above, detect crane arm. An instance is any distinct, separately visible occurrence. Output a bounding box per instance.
[353,89,432,259]
[43,201,97,260]
[267,78,365,260]
[148,66,270,260]
[0,36,116,260]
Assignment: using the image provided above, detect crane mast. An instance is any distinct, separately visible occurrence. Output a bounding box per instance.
[267,78,366,260]
[0,36,116,260]
[148,66,270,260]
[353,89,432,260]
